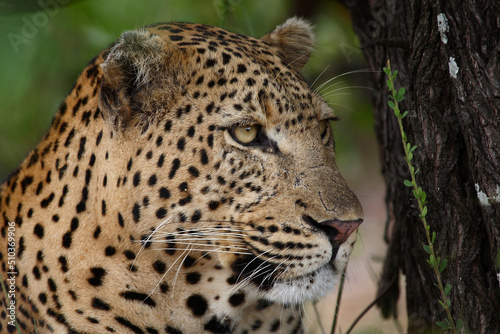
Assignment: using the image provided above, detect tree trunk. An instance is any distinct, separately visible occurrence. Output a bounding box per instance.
[339,0,500,332]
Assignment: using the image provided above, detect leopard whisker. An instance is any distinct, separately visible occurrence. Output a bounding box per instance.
[317,80,345,96]
[321,85,377,98]
[272,51,311,83]
[300,303,312,329]
[233,254,282,293]
[150,244,249,252]
[266,257,291,284]
[147,237,246,244]
[310,64,331,89]
[234,250,272,286]
[274,264,292,282]
[150,227,248,237]
[150,231,248,239]
[151,247,252,256]
[230,253,274,293]
[133,216,173,267]
[259,269,279,291]
[146,236,248,249]
[171,246,193,296]
[314,68,377,93]
[325,102,360,115]
[231,263,274,294]
[146,243,191,300]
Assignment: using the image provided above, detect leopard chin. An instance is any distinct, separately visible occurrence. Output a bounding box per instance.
[265,265,338,305]
[263,236,356,305]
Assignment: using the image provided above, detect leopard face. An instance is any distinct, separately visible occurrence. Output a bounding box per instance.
[0,18,362,334]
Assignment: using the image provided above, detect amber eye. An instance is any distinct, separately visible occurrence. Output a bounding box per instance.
[319,120,330,140]
[231,124,260,145]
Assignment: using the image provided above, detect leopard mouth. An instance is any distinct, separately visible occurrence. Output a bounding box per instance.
[231,219,359,291]
[230,253,280,291]
[230,233,355,304]
[229,248,339,292]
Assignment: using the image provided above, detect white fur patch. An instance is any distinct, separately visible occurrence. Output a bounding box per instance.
[265,265,338,305]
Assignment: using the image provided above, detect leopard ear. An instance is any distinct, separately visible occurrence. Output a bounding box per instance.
[262,17,315,72]
[98,30,186,131]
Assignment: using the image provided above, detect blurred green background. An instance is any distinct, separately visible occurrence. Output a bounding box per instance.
[0,1,397,333]
[0,0,374,183]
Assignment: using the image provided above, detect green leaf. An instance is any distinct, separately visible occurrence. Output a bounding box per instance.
[423,244,431,254]
[444,283,452,296]
[387,80,394,91]
[393,70,398,78]
[383,67,390,75]
[429,254,435,266]
[397,87,406,101]
[436,320,451,330]
[432,231,436,244]
[438,300,446,309]
[457,318,463,330]
[401,110,408,118]
[440,258,448,273]
[404,180,413,187]
[388,100,395,110]
[421,206,428,217]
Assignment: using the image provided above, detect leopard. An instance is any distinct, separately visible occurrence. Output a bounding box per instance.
[0,18,363,333]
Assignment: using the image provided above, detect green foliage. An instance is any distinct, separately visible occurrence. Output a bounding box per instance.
[384,61,458,333]
[0,0,371,183]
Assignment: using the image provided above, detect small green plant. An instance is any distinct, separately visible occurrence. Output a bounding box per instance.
[384,61,458,333]
[330,266,347,334]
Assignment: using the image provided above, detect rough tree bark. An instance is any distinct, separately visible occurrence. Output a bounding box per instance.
[339,0,500,333]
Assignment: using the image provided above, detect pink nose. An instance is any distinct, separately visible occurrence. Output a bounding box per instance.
[320,219,363,244]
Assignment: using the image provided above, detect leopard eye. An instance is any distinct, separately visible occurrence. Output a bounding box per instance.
[319,120,330,140]
[231,124,260,145]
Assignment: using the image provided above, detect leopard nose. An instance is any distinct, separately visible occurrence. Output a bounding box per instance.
[320,219,363,244]
[302,215,362,244]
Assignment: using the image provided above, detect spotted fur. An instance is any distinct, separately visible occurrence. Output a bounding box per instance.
[0,18,363,333]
